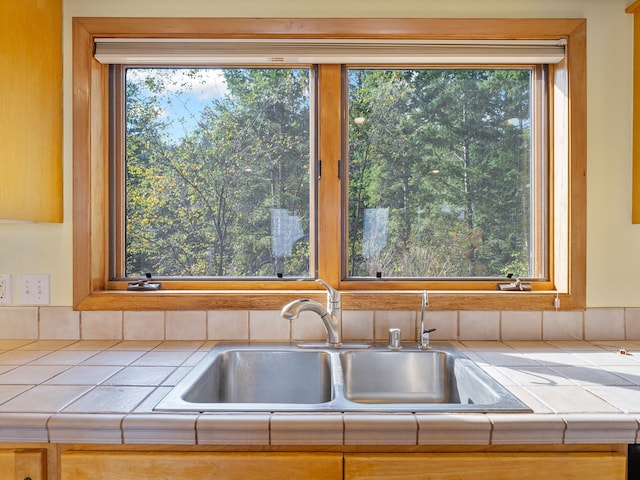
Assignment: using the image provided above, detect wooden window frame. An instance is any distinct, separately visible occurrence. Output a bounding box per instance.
[73,17,586,311]
[341,64,549,285]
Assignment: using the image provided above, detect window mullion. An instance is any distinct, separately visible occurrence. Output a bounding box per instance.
[316,64,343,286]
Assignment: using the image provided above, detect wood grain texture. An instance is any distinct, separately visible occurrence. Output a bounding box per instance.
[628,7,640,222]
[344,452,626,480]
[61,451,342,480]
[0,449,46,480]
[0,0,62,222]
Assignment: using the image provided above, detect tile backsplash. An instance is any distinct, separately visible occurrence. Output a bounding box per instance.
[0,306,638,342]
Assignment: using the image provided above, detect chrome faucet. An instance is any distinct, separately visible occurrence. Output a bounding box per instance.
[417,290,435,349]
[281,279,342,347]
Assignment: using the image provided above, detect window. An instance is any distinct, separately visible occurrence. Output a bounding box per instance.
[73,18,586,311]
[346,67,545,280]
[113,67,314,279]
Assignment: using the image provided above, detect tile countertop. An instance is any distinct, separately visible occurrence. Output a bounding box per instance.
[0,339,638,446]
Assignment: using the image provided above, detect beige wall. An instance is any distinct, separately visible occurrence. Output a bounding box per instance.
[0,0,635,307]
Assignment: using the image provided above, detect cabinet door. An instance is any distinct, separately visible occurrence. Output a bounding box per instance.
[0,0,62,222]
[0,449,46,480]
[345,452,626,480]
[61,451,342,480]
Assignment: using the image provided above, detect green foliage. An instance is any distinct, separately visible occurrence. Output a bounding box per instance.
[347,68,533,278]
[122,66,536,280]
[124,68,310,277]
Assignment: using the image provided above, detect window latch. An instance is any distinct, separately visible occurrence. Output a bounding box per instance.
[127,272,162,291]
[497,274,531,291]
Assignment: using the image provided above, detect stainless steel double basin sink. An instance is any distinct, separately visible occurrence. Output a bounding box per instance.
[155,342,531,412]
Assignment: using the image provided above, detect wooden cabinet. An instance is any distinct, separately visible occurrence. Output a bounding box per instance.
[60,451,342,480]
[60,449,627,480]
[0,0,62,222]
[344,452,626,480]
[0,449,47,480]
[628,1,640,223]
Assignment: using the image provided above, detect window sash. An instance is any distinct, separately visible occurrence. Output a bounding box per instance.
[109,63,550,283]
[110,64,553,288]
[110,66,318,281]
[342,66,549,281]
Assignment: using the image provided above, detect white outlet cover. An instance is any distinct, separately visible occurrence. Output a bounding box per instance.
[18,274,50,306]
[0,274,11,305]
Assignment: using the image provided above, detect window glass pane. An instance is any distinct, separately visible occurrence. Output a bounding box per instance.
[122,67,312,278]
[347,68,538,278]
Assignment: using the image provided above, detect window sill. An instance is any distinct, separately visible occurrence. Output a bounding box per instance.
[74,289,584,311]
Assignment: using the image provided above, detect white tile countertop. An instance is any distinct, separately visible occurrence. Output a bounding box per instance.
[0,339,638,445]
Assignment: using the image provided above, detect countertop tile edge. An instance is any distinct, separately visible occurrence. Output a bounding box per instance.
[0,412,51,443]
[344,413,417,446]
[416,413,491,445]
[48,413,124,444]
[196,413,271,445]
[270,412,344,445]
[122,413,198,445]
[562,413,639,444]
[488,413,566,444]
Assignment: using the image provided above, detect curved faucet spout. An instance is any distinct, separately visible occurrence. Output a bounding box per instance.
[281,298,328,320]
[281,297,342,347]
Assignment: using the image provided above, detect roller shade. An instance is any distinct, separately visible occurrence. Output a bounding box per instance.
[94,38,566,65]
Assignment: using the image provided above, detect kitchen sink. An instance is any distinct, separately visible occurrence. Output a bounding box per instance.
[183,349,333,404]
[155,342,531,412]
[340,349,512,406]
[340,350,456,403]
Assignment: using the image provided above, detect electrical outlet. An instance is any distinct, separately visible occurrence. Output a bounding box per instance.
[0,274,12,305]
[18,274,50,305]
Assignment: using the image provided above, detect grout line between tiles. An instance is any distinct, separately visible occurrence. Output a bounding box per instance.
[194,413,200,445]
[487,416,494,445]
[44,413,53,443]
[120,414,125,444]
[560,417,568,444]
[163,311,167,341]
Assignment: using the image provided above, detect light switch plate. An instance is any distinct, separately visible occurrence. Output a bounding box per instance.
[18,274,50,305]
[0,274,11,305]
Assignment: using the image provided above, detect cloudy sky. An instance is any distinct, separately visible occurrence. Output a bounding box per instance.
[127,68,228,141]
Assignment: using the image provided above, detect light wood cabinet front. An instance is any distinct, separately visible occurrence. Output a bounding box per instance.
[61,451,342,480]
[628,1,640,223]
[0,0,62,222]
[344,452,626,480]
[0,449,47,480]
[58,447,630,480]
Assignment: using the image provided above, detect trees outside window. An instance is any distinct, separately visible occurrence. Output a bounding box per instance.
[347,68,539,279]
[120,68,312,279]
[119,66,540,281]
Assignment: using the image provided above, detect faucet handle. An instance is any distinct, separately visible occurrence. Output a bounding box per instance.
[388,328,402,350]
[316,279,340,305]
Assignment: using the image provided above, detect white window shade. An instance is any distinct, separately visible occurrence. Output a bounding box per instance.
[94,38,566,65]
